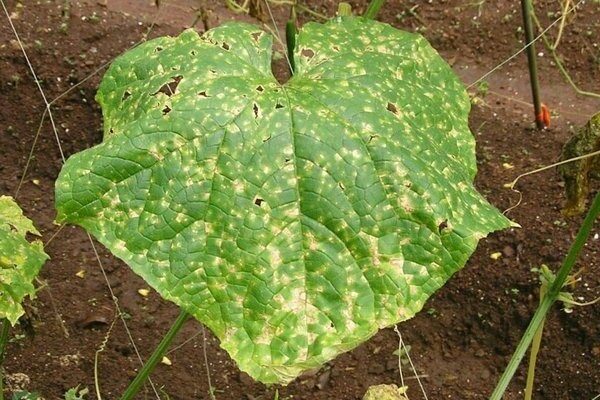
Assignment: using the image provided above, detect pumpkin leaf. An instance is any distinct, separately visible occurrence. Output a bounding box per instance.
[55,18,512,383]
[0,196,48,325]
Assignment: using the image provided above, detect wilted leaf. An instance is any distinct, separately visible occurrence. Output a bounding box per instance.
[363,384,408,400]
[558,111,600,216]
[0,196,48,325]
[55,18,512,383]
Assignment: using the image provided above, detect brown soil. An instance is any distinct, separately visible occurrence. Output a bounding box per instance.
[1,1,600,399]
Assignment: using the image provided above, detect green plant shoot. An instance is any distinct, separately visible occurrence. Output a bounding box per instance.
[55,17,512,384]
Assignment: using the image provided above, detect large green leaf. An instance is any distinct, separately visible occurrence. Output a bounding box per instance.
[55,17,512,383]
[0,196,48,325]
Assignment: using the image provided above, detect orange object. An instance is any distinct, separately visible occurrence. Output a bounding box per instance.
[536,103,551,128]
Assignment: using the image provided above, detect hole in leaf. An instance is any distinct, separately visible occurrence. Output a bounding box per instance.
[368,134,377,143]
[154,75,182,97]
[438,219,448,233]
[209,69,217,74]
[155,46,163,52]
[387,102,399,114]
[262,135,271,143]
[254,197,264,207]
[109,128,114,134]
[338,182,345,190]
[284,158,290,163]
[301,48,315,59]
[251,31,262,42]
[256,85,264,93]
[221,42,230,50]
[253,103,259,119]
[275,103,284,109]
[190,50,197,56]
[162,105,172,115]
[332,45,340,52]
[198,90,210,97]
[122,90,131,101]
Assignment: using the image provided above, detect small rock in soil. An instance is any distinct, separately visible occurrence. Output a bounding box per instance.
[237,371,255,387]
[112,342,133,356]
[330,364,341,378]
[442,373,459,385]
[480,368,491,380]
[76,312,109,329]
[300,376,316,390]
[385,358,399,371]
[316,368,331,390]
[502,245,515,257]
[368,362,385,375]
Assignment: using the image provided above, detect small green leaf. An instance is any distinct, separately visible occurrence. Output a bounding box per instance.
[64,386,89,400]
[0,196,48,326]
[55,18,512,383]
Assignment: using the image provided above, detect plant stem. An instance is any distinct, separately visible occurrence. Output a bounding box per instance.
[285,4,297,75]
[0,318,10,400]
[337,2,352,16]
[520,0,544,129]
[0,319,9,365]
[524,283,547,400]
[120,310,190,400]
[552,0,571,49]
[490,191,600,399]
[530,11,600,100]
[363,0,385,19]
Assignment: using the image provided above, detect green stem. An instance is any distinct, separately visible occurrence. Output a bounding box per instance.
[524,284,547,400]
[363,0,385,19]
[0,319,10,400]
[337,2,352,16]
[520,0,544,129]
[0,319,10,365]
[120,310,190,400]
[285,5,297,75]
[490,191,600,399]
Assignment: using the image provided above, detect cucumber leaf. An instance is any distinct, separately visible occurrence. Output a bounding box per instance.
[55,18,512,383]
[0,196,48,326]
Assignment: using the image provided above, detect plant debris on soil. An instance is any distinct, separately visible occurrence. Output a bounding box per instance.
[0,1,599,399]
